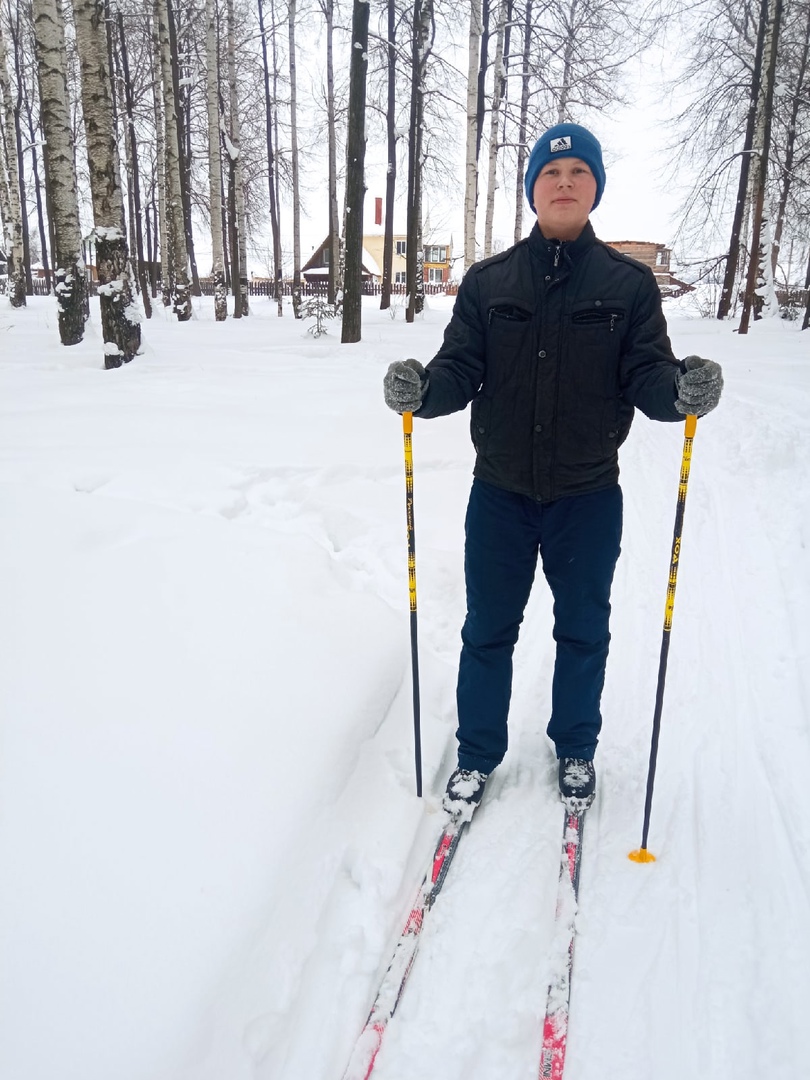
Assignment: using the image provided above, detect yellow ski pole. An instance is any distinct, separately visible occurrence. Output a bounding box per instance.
[629,414,698,863]
[402,411,423,797]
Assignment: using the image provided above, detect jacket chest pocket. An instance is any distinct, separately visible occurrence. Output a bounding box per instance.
[568,300,625,397]
[571,300,626,333]
[485,302,535,395]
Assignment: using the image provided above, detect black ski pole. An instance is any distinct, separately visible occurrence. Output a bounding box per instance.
[630,413,698,863]
[402,411,423,797]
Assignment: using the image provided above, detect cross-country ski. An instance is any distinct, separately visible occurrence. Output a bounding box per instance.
[341,815,471,1080]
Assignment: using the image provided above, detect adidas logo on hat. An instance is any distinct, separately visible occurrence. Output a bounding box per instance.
[550,136,572,152]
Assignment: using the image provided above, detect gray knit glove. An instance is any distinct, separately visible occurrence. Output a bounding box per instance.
[675,355,723,416]
[383,358,428,414]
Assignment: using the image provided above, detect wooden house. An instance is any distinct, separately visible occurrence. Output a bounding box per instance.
[604,240,693,296]
[302,233,453,289]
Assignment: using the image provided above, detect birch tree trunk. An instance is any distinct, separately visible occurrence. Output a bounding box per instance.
[341,0,370,343]
[321,0,341,306]
[259,0,283,314]
[406,0,433,322]
[206,0,227,320]
[167,0,200,297]
[289,0,302,316]
[229,0,248,315]
[74,0,141,365]
[557,0,578,122]
[117,10,151,319]
[739,0,783,334]
[483,0,507,258]
[717,0,769,319]
[380,0,396,310]
[32,0,86,344]
[150,12,171,305]
[0,15,26,307]
[464,0,483,270]
[10,9,33,294]
[772,14,809,275]
[25,98,52,291]
[0,13,27,304]
[513,0,532,244]
[155,0,191,320]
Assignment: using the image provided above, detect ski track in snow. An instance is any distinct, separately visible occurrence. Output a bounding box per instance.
[1,297,808,1080]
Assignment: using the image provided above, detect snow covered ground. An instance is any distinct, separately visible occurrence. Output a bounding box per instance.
[1,292,808,1080]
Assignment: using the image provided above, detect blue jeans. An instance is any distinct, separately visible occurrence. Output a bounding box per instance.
[456,479,623,773]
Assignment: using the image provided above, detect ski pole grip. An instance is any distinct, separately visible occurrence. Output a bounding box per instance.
[403,411,413,433]
[685,413,697,438]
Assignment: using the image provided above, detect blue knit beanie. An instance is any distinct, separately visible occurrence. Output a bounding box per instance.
[524,123,606,211]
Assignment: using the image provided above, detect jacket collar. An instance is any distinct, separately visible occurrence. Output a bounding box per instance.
[528,220,596,268]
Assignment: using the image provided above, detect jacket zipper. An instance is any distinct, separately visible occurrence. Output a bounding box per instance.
[548,249,567,501]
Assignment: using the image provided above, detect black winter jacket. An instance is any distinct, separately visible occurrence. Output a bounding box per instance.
[417,222,683,502]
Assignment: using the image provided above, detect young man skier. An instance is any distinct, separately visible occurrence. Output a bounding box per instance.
[383,123,723,815]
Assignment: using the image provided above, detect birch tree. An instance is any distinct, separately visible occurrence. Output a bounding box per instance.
[463,0,482,269]
[739,0,784,333]
[483,0,507,258]
[716,0,769,319]
[379,0,396,309]
[150,9,171,306]
[258,0,283,314]
[771,0,810,278]
[289,0,302,316]
[225,0,248,316]
[166,0,200,296]
[406,0,433,322]
[155,0,191,319]
[74,0,141,366]
[341,0,369,343]
[115,9,152,319]
[0,12,26,307]
[512,0,533,243]
[31,0,86,344]
[318,0,341,306]
[23,77,53,291]
[206,0,227,320]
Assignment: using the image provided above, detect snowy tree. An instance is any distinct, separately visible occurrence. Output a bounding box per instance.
[341,0,369,342]
[155,0,191,320]
[738,0,784,333]
[258,0,283,314]
[770,0,810,285]
[288,0,302,316]
[31,0,86,344]
[115,9,152,319]
[379,0,397,310]
[463,0,482,270]
[0,11,26,307]
[73,0,141,365]
[206,0,227,320]
[225,0,249,317]
[482,0,507,258]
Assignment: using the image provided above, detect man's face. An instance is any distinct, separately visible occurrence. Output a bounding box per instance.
[532,157,597,242]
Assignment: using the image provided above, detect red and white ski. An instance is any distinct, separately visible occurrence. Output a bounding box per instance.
[539,808,586,1080]
[340,816,469,1080]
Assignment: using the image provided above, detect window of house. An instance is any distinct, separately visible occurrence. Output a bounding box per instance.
[396,240,407,256]
[656,250,669,267]
[425,245,446,263]
[322,248,330,265]
[427,267,444,283]
[395,271,407,283]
